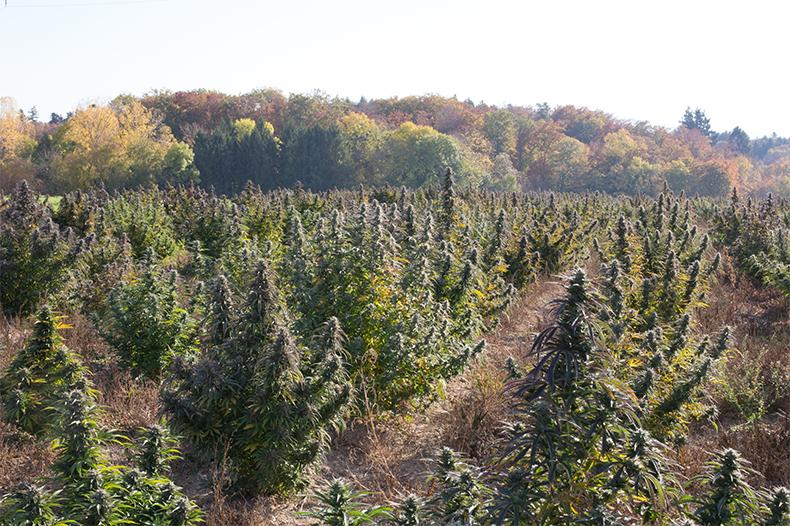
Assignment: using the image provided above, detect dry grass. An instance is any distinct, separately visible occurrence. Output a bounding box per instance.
[717,414,790,486]
[318,278,563,496]
[0,314,51,492]
[6,264,784,524]
[204,497,305,526]
[59,313,162,432]
[679,414,790,488]
[439,366,508,460]
[95,369,161,431]
[0,313,30,371]
[0,311,160,491]
[0,421,55,491]
[682,273,790,488]
[183,276,567,524]
[200,443,303,526]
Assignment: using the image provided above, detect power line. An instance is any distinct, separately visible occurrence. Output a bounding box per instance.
[5,0,169,7]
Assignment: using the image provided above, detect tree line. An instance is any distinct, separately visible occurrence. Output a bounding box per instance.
[2,91,790,196]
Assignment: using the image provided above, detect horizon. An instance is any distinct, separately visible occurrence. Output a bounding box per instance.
[2,0,789,137]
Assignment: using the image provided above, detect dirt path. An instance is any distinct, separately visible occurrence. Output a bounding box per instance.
[250,276,568,525]
[325,276,566,481]
[0,274,573,526]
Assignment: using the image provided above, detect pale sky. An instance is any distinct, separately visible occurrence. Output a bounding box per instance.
[1,0,789,137]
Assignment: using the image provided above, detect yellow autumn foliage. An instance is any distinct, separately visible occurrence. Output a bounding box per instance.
[0,113,37,190]
[52,101,196,191]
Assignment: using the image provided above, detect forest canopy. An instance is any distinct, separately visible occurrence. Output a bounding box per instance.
[3,90,790,197]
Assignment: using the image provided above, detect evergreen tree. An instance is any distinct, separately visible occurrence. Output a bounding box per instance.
[681,107,713,137]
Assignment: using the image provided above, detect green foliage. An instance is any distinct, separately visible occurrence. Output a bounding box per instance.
[278,187,533,412]
[99,258,197,379]
[0,483,68,526]
[707,192,790,296]
[134,420,182,477]
[52,188,105,236]
[429,447,490,525]
[280,124,347,190]
[163,261,351,495]
[763,486,789,526]
[687,449,762,526]
[64,228,133,317]
[681,107,713,137]
[193,118,280,193]
[100,190,181,260]
[0,307,90,435]
[0,370,201,526]
[376,122,466,187]
[0,181,75,315]
[302,479,391,526]
[714,346,787,423]
[492,269,674,523]
[2,176,786,522]
[163,186,245,263]
[388,495,424,526]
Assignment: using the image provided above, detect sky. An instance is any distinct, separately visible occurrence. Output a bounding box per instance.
[1,0,789,136]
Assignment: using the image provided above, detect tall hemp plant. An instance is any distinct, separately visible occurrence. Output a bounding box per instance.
[493,269,675,524]
[0,306,91,435]
[99,252,198,379]
[163,260,351,495]
[0,181,75,316]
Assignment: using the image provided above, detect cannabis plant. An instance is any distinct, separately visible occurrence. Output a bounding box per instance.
[4,384,202,526]
[0,181,75,315]
[0,306,91,435]
[164,260,351,495]
[99,256,198,379]
[428,447,491,525]
[688,449,762,526]
[494,269,674,523]
[303,479,390,526]
[0,483,67,526]
[763,486,789,526]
